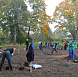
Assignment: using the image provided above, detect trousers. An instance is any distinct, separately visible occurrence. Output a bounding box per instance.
[51,48,57,54]
[0,51,12,67]
[68,49,75,58]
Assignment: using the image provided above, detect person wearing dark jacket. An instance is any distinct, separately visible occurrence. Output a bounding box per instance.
[51,42,57,54]
[26,39,29,50]
[0,48,16,71]
[26,42,34,62]
[39,42,43,51]
[45,42,47,48]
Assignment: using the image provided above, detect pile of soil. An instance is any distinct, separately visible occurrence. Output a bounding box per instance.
[0,46,78,77]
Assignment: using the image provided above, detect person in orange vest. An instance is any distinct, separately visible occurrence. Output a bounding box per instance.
[64,40,68,50]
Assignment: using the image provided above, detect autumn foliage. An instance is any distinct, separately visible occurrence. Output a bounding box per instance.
[52,0,78,38]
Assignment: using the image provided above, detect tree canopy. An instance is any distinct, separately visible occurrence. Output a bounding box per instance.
[52,0,78,38]
[0,0,52,43]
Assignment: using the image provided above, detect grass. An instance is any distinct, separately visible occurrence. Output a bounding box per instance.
[0,41,78,48]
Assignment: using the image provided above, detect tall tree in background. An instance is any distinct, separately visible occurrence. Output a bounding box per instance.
[0,0,52,43]
[10,0,27,43]
[28,0,51,35]
[0,0,28,43]
[52,0,78,38]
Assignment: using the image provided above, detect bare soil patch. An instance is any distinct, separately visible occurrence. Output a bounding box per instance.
[0,46,78,77]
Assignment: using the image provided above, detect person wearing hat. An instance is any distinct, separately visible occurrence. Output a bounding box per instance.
[0,48,16,71]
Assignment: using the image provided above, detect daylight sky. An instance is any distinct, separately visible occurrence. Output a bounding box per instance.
[45,0,64,32]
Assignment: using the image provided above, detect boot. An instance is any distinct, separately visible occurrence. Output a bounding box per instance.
[73,57,76,62]
[10,65,15,71]
[67,57,70,62]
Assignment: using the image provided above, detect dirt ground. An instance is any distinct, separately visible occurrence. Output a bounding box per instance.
[0,45,78,77]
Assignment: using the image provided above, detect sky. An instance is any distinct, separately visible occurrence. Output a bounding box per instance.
[45,0,64,32]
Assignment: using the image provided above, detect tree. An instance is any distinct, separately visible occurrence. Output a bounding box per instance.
[0,0,11,18]
[72,0,78,3]
[0,0,52,44]
[28,0,51,35]
[52,0,78,38]
[0,0,28,43]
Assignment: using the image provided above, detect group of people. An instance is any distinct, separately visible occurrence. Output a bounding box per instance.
[0,38,76,71]
[44,39,76,62]
[38,41,58,55]
[51,39,76,62]
[45,42,52,48]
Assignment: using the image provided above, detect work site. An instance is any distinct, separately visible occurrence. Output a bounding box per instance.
[0,45,78,77]
[0,0,78,77]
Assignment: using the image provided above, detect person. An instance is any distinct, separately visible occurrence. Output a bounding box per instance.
[45,42,47,48]
[38,42,41,50]
[50,42,52,47]
[51,42,57,54]
[47,41,49,47]
[67,38,75,62]
[39,42,43,55]
[26,39,29,50]
[0,48,16,71]
[39,42,43,51]
[64,40,68,50]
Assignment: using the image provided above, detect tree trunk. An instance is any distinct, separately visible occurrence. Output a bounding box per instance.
[14,25,16,44]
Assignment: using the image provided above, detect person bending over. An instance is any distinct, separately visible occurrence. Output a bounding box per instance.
[51,42,57,54]
[0,48,16,71]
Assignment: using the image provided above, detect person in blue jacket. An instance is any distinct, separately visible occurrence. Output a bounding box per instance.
[45,42,47,48]
[51,42,57,54]
[67,38,75,62]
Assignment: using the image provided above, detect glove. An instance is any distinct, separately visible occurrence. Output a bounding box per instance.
[11,53,14,56]
[72,45,74,47]
[53,47,55,48]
